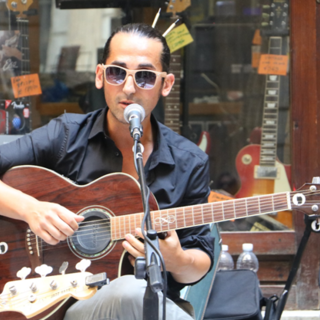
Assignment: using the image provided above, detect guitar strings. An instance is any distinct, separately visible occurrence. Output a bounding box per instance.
[25,188,320,248]
[23,189,320,253]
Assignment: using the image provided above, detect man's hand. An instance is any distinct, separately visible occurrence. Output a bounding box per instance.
[24,201,84,245]
[0,180,84,245]
[122,228,186,270]
[122,228,210,284]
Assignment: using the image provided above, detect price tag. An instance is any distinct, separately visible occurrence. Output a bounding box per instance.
[11,73,42,98]
[258,54,288,76]
[165,23,193,53]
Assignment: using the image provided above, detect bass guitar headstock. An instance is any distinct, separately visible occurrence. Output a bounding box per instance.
[6,0,34,18]
[0,260,108,319]
[166,0,190,17]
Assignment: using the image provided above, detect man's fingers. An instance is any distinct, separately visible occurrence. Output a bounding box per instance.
[57,206,84,232]
[122,234,145,258]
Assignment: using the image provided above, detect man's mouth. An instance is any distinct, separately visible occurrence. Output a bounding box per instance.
[120,100,135,107]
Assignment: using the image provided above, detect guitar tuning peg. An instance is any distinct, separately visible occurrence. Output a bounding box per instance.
[59,261,69,275]
[35,264,53,278]
[76,259,91,273]
[16,266,32,280]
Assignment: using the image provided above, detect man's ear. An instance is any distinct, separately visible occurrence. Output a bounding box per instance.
[161,73,175,97]
[95,64,104,89]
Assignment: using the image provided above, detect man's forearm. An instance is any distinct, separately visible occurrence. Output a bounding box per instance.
[0,180,35,221]
[170,249,211,284]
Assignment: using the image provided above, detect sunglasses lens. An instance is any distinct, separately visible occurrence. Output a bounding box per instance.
[105,66,126,84]
[135,71,157,89]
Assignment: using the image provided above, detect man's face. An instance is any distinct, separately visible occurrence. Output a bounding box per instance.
[95,32,174,125]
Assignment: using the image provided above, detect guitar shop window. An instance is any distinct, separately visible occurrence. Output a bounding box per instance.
[0,0,292,231]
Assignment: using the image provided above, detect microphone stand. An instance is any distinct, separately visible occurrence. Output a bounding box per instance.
[133,140,164,320]
[270,213,320,320]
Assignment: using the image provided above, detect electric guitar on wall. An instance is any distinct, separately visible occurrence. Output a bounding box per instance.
[0,165,319,319]
[235,0,292,228]
[163,1,211,153]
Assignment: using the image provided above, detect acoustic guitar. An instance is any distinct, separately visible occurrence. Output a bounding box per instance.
[0,165,319,319]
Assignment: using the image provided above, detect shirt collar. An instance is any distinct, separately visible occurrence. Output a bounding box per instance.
[149,116,175,169]
[88,107,108,139]
[88,107,175,168]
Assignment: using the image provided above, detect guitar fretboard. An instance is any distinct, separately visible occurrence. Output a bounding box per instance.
[18,19,30,75]
[164,53,181,133]
[260,37,282,167]
[111,191,290,240]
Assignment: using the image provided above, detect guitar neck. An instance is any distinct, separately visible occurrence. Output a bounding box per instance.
[164,52,181,133]
[18,18,30,77]
[259,36,282,168]
[110,191,291,240]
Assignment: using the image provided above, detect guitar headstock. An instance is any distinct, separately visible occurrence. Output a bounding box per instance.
[166,0,191,16]
[6,0,34,18]
[260,0,289,37]
[0,261,108,318]
[0,271,97,318]
[291,179,320,220]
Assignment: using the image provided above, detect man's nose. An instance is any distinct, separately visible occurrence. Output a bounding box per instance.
[123,75,136,95]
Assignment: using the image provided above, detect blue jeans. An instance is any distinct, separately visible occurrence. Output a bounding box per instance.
[63,275,195,320]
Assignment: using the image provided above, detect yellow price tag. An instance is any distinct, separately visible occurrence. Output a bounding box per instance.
[165,23,194,53]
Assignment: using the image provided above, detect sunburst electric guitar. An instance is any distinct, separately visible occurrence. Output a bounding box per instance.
[235,0,292,228]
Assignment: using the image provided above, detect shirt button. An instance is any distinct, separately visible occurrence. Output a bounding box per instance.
[115,152,120,157]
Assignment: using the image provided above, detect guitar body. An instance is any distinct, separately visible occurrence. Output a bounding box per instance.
[0,165,159,320]
[235,144,292,228]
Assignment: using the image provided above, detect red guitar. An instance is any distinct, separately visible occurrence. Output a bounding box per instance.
[0,165,318,319]
[235,0,292,228]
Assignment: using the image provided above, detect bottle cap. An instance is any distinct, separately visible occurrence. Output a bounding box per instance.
[222,244,229,251]
[242,243,253,251]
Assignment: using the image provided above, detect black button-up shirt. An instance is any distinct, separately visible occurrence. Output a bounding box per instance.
[0,107,214,300]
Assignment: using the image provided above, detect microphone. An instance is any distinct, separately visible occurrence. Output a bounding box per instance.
[124,104,146,140]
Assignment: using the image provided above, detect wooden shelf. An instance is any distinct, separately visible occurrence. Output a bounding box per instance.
[38,103,84,116]
[189,102,242,115]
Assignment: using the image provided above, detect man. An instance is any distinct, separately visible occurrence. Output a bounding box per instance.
[0,23,214,319]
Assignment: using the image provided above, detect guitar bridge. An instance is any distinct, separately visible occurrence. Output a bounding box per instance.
[25,228,42,270]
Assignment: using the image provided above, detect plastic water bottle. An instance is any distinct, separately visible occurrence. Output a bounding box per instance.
[236,243,259,272]
[218,244,234,270]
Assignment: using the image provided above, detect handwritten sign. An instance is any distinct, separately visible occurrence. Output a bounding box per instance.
[11,74,42,98]
[258,54,289,76]
[165,23,193,53]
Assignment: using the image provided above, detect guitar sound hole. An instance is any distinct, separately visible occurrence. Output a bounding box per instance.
[70,208,111,257]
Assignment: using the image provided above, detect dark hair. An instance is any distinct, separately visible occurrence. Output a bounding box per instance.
[100,23,171,73]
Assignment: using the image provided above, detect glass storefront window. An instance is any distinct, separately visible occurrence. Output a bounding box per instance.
[0,0,291,231]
